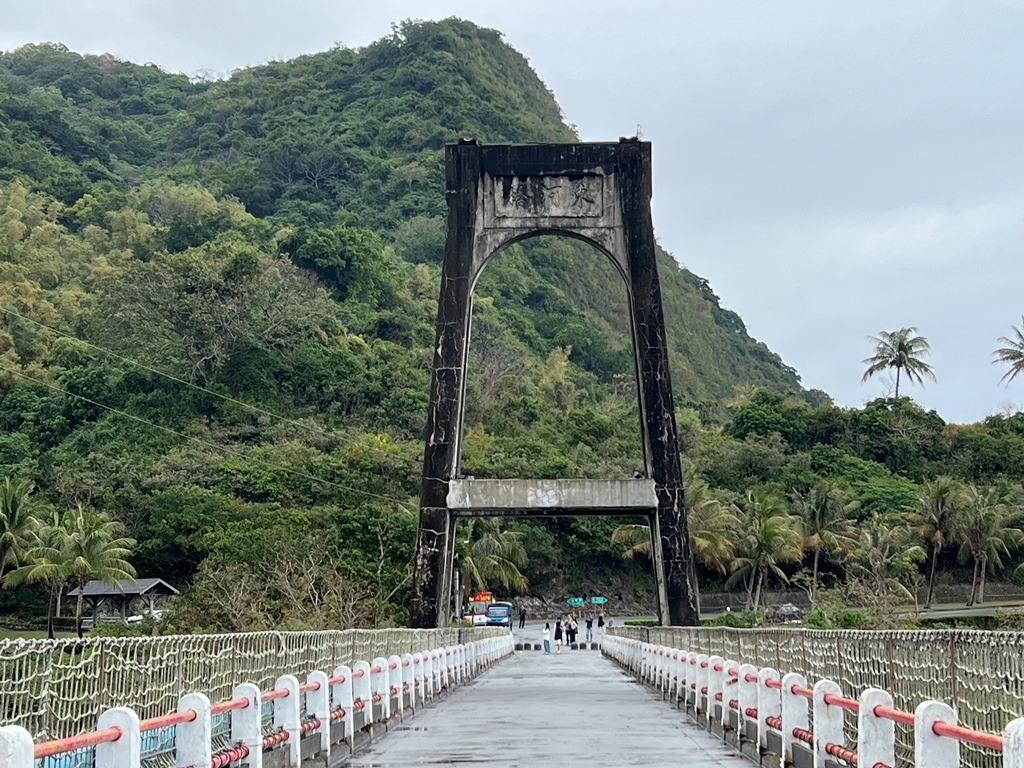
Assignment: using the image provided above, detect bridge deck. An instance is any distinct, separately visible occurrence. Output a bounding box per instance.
[348,643,748,767]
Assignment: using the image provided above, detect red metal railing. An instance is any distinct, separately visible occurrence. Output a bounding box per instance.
[33,727,122,759]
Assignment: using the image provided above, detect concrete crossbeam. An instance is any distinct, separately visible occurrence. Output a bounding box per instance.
[446,478,657,516]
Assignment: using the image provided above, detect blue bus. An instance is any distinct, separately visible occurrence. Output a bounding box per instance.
[485,601,513,628]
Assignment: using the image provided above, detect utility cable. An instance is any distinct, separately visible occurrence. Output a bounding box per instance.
[0,363,415,509]
[0,306,423,471]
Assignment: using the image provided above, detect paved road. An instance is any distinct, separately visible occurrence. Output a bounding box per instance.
[347,644,749,767]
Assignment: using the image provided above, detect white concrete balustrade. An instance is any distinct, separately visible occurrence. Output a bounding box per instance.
[0,635,514,768]
[603,633,1024,768]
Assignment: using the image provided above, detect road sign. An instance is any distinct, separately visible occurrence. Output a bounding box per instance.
[567,597,585,606]
[591,596,607,604]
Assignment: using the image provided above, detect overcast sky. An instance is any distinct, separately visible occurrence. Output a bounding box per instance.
[3,1,1022,424]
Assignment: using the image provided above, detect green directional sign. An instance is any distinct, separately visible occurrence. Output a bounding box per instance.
[591,596,608,604]
[567,597,585,606]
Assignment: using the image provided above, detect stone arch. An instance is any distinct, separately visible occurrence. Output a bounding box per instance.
[410,140,697,629]
[471,229,631,296]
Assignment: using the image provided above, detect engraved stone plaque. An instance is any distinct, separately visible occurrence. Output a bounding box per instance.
[493,174,603,218]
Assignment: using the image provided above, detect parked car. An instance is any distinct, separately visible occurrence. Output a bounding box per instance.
[771,603,804,622]
[125,609,165,624]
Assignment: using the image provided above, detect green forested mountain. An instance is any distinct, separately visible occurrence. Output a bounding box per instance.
[1,19,1022,631]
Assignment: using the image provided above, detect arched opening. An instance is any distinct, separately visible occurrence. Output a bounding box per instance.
[455,233,649,610]
[411,140,696,630]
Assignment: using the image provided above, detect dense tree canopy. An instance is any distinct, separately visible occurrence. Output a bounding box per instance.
[0,20,1022,631]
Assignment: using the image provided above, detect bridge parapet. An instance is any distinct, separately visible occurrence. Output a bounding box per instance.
[0,630,513,767]
[605,627,1024,768]
[0,627,509,765]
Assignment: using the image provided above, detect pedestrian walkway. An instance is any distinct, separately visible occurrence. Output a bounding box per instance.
[348,646,750,767]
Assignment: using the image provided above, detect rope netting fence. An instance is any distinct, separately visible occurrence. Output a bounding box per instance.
[614,626,1024,768]
[0,628,477,742]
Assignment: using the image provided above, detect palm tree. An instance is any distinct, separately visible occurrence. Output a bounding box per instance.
[5,506,72,638]
[848,512,926,602]
[7,505,136,638]
[611,474,739,610]
[861,327,936,397]
[686,478,740,579]
[911,476,964,608]
[954,487,1023,606]
[994,317,1024,384]
[458,518,528,597]
[725,489,802,611]
[0,477,42,577]
[790,484,858,603]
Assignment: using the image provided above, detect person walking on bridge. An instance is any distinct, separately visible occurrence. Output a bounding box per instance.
[554,618,563,653]
[585,615,594,643]
[518,606,527,629]
[542,623,551,653]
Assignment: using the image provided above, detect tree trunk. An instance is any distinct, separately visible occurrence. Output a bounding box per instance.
[968,558,979,606]
[895,365,901,398]
[978,555,988,604]
[752,569,765,612]
[811,548,821,603]
[46,584,57,640]
[925,544,940,608]
[687,557,703,614]
[76,580,85,639]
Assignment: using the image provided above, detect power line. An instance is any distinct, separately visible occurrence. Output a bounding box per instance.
[0,363,414,509]
[0,306,422,471]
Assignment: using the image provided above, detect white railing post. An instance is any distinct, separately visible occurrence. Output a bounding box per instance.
[388,655,404,715]
[723,660,739,730]
[371,657,390,721]
[352,660,372,725]
[687,652,699,711]
[176,692,211,768]
[708,655,724,729]
[858,687,895,768]
[306,671,330,764]
[424,651,435,698]
[781,672,809,765]
[331,665,354,743]
[738,663,758,740]
[230,682,262,768]
[412,653,425,702]
[439,648,450,690]
[813,679,844,768]
[696,654,710,717]
[401,654,415,708]
[758,667,780,751]
[273,675,300,767]
[95,706,140,768]
[0,726,35,768]
[670,650,683,703]
[1005,717,1024,767]
[915,700,959,768]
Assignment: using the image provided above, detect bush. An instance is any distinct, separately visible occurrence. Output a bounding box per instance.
[804,608,865,629]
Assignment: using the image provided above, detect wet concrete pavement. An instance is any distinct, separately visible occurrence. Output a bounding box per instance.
[346,641,750,767]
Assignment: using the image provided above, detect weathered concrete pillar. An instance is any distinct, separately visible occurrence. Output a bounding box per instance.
[619,139,697,626]
[410,140,698,627]
[410,141,480,628]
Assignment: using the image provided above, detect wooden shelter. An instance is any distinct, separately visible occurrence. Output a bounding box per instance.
[65,578,179,621]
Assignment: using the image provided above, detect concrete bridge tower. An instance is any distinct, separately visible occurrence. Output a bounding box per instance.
[410,140,698,628]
